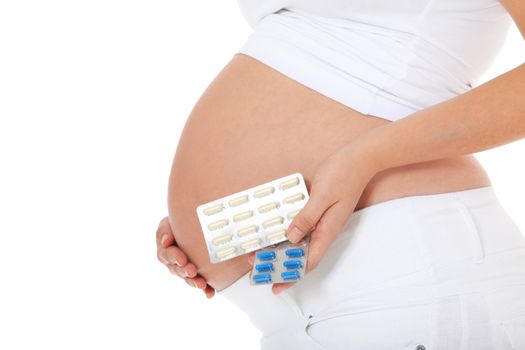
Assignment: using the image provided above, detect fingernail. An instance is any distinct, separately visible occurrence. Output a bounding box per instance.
[160,234,168,246]
[287,226,303,243]
[159,255,169,264]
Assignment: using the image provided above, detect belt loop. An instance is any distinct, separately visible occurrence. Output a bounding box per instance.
[453,197,485,264]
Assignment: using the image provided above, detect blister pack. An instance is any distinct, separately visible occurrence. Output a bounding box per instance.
[195,172,309,264]
[250,237,309,285]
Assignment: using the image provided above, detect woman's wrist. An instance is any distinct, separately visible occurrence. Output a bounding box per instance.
[341,127,391,179]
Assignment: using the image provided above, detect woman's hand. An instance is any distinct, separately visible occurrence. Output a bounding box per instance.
[156,216,215,298]
[271,143,379,294]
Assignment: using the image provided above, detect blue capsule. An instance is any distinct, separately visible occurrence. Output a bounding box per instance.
[283,259,302,270]
[281,270,301,281]
[253,273,272,284]
[285,248,304,258]
[255,262,274,273]
[257,250,276,261]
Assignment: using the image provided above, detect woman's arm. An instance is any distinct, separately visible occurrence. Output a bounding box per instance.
[359,63,525,174]
[280,0,525,294]
[357,0,525,172]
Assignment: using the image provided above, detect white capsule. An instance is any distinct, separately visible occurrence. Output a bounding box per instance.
[241,238,261,250]
[267,230,286,242]
[216,247,236,259]
[283,193,305,204]
[202,203,224,216]
[287,210,300,220]
[228,195,249,207]
[233,210,254,222]
[212,234,232,246]
[279,177,300,190]
[258,202,280,214]
[262,216,284,229]
[253,186,275,198]
[237,225,258,237]
[207,219,229,231]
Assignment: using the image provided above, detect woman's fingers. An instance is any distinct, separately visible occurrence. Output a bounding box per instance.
[286,189,335,244]
[248,252,256,265]
[158,245,189,267]
[156,216,174,247]
[155,217,196,276]
[156,216,188,265]
[168,264,188,279]
[185,276,208,290]
[306,201,352,273]
[182,262,198,278]
[167,262,198,278]
[160,231,175,248]
[272,282,295,294]
[155,216,217,298]
[203,284,215,299]
[169,265,213,297]
[156,216,186,266]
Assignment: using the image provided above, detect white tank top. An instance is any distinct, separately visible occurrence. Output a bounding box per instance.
[235,0,512,120]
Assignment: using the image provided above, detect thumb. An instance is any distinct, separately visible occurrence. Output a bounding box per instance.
[286,192,334,243]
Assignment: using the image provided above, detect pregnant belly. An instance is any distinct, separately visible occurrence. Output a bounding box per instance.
[167,53,490,291]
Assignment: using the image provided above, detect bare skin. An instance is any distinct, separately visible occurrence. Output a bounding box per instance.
[166,52,492,292]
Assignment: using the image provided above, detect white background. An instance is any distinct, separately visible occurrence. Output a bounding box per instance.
[0,1,524,349]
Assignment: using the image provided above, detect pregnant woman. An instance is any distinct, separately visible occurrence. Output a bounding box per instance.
[157,1,525,349]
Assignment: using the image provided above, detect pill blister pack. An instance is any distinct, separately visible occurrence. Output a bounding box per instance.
[195,172,309,264]
[250,237,309,285]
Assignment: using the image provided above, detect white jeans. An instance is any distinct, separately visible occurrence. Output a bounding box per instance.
[219,186,525,349]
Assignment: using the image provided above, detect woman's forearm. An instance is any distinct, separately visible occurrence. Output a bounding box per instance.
[355,62,525,173]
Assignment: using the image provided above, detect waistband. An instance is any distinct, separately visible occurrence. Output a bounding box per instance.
[350,185,497,221]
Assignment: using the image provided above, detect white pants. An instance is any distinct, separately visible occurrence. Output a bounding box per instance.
[219,186,525,349]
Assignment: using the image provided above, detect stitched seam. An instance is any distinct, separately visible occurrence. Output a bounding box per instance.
[405,196,444,348]
[499,321,517,349]
[309,301,435,326]
[405,196,439,289]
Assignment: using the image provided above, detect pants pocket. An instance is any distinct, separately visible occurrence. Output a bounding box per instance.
[428,292,523,350]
